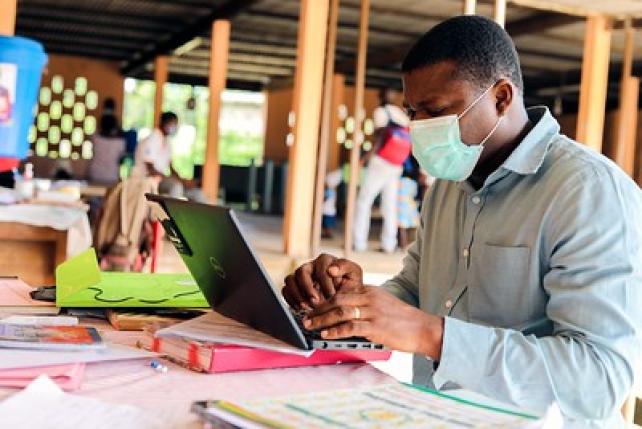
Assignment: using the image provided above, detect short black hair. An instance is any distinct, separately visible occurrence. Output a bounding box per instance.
[401,15,523,93]
[160,111,178,126]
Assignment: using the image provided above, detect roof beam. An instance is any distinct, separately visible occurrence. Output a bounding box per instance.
[505,11,581,37]
[121,0,259,74]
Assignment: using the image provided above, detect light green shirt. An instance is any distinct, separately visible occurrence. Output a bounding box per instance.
[383,107,642,427]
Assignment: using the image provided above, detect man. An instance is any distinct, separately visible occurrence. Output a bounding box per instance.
[134,111,205,202]
[353,89,411,253]
[282,16,642,427]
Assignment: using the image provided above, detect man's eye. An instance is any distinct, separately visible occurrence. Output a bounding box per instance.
[427,108,446,116]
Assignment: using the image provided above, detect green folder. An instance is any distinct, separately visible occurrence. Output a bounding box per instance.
[55,248,209,308]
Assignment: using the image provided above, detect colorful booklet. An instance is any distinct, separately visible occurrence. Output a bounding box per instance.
[0,324,104,351]
[138,330,391,373]
[191,383,547,429]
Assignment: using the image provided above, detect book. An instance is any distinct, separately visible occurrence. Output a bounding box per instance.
[106,308,208,331]
[138,331,392,373]
[0,277,59,317]
[0,324,105,351]
[191,383,549,429]
[0,363,85,391]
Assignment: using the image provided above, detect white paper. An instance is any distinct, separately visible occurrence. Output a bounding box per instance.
[157,311,314,357]
[0,343,157,370]
[0,375,165,429]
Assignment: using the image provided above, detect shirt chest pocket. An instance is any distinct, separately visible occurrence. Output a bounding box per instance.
[467,244,533,328]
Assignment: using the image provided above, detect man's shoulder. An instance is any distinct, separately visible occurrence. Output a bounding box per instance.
[542,134,637,191]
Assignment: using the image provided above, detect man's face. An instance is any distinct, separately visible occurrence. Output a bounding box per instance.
[402,61,505,160]
[163,119,178,136]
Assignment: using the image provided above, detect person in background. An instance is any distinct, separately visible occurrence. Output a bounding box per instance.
[397,160,420,250]
[322,169,342,239]
[87,114,125,186]
[353,89,411,253]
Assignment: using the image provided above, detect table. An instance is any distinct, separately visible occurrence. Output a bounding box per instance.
[0,204,92,286]
[0,322,396,428]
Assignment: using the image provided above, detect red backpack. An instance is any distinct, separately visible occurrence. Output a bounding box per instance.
[377,124,411,166]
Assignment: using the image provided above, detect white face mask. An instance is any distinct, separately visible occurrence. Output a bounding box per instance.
[409,84,503,181]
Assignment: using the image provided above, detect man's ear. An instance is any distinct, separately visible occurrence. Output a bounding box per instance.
[494,79,513,116]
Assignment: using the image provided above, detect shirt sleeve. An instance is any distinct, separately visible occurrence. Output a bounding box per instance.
[433,171,642,420]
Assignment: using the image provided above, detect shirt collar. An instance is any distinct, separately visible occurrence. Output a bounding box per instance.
[500,106,560,175]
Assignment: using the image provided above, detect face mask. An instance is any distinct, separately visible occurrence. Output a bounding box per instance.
[409,84,503,181]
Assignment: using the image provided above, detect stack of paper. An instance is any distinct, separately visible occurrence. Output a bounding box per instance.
[0,364,85,391]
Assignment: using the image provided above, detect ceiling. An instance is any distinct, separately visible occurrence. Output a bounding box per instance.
[14,0,642,110]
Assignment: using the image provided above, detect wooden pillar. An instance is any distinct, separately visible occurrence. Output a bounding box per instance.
[576,15,613,152]
[0,0,16,35]
[283,0,329,257]
[311,0,340,256]
[613,20,639,176]
[202,20,230,203]
[494,0,507,27]
[344,0,370,256]
[327,74,346,172]
[153,56,168,128]
[463,0,476,15]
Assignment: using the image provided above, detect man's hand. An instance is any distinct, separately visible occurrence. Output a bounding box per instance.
[282,254,363,311]
[303,286,444,360]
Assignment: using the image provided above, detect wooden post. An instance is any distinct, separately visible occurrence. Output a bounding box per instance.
[202,20,230,203]
[463,0,476,15]
[613,20,639,177]
[327,74,346,172]
[311,0,340,256]
[344,0,370,256]
[494,0,507,27]
[283,0,329,257]
[576,15,612,152]
[0,0,16,35]
[153,56,168,128]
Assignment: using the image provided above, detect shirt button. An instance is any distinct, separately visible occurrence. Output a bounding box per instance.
[472,196,481,205]
[462,248,469,258]
[445,300,453,309]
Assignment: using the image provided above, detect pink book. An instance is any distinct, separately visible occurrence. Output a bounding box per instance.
[140,334,391,373]
[0,363,86,391]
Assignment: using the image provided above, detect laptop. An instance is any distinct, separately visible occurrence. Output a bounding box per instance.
[145,194,381,351]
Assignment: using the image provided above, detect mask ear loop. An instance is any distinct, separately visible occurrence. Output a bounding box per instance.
[479,115,504,147]
[457,83,496,120]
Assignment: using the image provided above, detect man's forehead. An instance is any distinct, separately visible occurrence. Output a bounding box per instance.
[402,62,469,105]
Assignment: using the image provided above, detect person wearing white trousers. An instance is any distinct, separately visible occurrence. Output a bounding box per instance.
[353,154,402,252]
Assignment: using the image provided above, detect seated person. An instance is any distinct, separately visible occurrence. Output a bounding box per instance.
[282,16,642,427]
[133,111,205,202]
[88,114,125,186]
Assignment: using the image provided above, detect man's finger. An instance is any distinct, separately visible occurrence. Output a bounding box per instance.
[320,320,370,340]
[295,263,321,305]
[327,258,362,282]
[313,254,337,299]
[308,290,370,317]
[283,274,308,310]
[305,303,371,331]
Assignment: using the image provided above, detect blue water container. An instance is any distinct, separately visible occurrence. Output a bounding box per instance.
[0,36,47,159]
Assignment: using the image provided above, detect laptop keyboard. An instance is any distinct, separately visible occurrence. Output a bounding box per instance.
[291,309,323,339]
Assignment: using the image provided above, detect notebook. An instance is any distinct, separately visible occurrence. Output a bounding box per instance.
[0,324,104,351]
[192,383,548,429]
[138,331,391,373]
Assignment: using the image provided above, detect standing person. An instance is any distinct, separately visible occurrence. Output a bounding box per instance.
[353,89,411,253]
[282,16,642,427]
[322,169,342,239]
